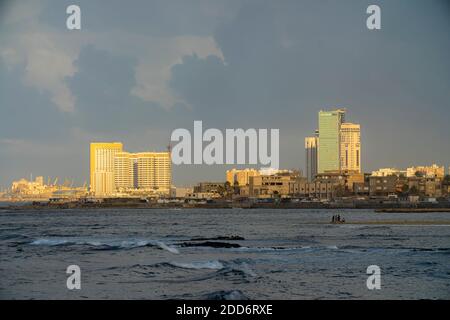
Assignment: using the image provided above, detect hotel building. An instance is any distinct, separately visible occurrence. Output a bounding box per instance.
[90,142,123,196]
[340,122,361,173]
[90,142,171,196]
[114,152,135,190]
[135,152,171,193]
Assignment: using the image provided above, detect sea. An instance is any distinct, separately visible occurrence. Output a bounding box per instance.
[0,208,449,299]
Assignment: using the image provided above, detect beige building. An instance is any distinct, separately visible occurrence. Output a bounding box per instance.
[408,176,442,198]
[226,168,260,186]
[340,123,361,173]
[305,133,318,181]
[406,164,444,178]
[90,142,123,196]
[249,174,298,198]
[371,168,406,177]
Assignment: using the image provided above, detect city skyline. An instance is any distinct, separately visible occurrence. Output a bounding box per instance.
[1,0,450,189]
[1,107,450,192]
[90,142,171,196]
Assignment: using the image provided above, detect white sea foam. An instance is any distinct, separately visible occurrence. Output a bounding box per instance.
[31,239,70,246]
[155,241,180,254]
[30,237,179,254]
[169,260,225,270]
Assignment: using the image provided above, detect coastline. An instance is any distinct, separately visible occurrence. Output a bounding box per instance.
[2,201,450,212]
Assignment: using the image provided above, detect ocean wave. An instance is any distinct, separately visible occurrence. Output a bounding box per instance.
[190,236,245,241]
[233,245,340,253]
[338,245,450,254]
[29,237,179,254]
[223,261,257,277]
[179,241,241,248]
[168,260,225,270]
[159,259,258,280]
[0,233,29,241]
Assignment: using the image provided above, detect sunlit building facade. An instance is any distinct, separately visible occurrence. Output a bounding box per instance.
[90,142,123,196]
[114,152,135,191]
[226,168,260,186]
[305,132,319,181]
[406,164,445,178]
[340,123,361,173]
[135,152,171,193]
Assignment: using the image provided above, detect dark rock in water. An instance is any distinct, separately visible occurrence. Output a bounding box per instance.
[181,241,241,248]
[204,290,249,300]
[190,235,245,241]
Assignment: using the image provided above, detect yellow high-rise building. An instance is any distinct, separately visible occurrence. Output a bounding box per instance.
[135,152,171,193]
[90,142,123,196]
[114,152,135,191]
[340,123,361,173]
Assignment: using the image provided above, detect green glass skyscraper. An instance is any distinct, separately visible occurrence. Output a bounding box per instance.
[318,109,345,173]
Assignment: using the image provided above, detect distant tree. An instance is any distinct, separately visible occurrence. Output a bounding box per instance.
[232,181,240,194]
[398,184,409,195]
[334,185,345,198]
[409,186,419,195]
[415,171,424,178]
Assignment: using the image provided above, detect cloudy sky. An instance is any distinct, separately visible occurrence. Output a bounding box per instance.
[0,0,449,189]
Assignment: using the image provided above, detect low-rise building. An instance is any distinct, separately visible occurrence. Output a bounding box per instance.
[226,168,260,186]
[406,164,444,178]
[171,187,194,198]
[369,175,398,197]
[408,176,442,198]
[194,182,228,194]
[249,174,298,198]
[371,168,406,177]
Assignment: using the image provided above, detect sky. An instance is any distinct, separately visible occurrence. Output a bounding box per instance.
[0,0,449,189]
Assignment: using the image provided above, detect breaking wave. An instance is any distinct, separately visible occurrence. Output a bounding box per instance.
[167,260,225,270]
[158,259,258,279]
[29,237,179,254]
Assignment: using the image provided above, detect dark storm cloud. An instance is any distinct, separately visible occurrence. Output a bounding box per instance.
[168,0,450,171]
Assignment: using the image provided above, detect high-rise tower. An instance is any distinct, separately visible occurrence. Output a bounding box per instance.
[318,109,345,173]
[340,123,361,173]
[305,130,319,181]
[90,142,123,196]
